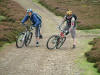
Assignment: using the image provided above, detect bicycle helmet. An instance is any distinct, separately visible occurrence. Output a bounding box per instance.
[27,8,33,13]
[66,10,72,15]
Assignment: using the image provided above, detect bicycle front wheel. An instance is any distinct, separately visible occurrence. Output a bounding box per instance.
[56,37,66,49]
[16,32,25,48]
[25,32,33,46]
[46,35,60,50]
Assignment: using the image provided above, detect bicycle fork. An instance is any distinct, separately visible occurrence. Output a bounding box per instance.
[21,32,27,41]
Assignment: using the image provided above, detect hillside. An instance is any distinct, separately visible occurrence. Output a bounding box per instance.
[39,0,100,29]
[86,37,100,72]
[0,0,25,47]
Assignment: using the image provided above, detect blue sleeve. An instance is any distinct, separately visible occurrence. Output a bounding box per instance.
[21,15,29,24]
[33,15,41,27]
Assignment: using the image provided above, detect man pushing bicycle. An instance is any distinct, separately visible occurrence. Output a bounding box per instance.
[21,8,42,47]
[58,10,77,48]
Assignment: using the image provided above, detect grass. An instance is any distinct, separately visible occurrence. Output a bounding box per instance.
[75,30,100,75]
[80,29,100,34]
[0,16,6,21]
[75,38,100,75]
[85,37,100,72]
[0,43,11,51]
[77,24,100,30]
[77,57,100,75]
[32,0,39,3]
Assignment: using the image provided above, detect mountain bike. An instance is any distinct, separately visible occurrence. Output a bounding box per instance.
[46,27,69,50]
[16,24,33,48]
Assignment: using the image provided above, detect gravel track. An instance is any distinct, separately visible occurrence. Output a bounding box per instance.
[0,0,98,75]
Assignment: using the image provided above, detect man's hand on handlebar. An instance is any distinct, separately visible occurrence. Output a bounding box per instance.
[30,26,34,30]
[21,23,27,26]
[57,25,61,30]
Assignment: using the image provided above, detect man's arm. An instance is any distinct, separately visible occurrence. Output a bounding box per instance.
[21,15,29,24]
[69,17,75,31]
[59,16,66,26]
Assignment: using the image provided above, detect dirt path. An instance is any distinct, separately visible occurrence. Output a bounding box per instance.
[0,0,98,75]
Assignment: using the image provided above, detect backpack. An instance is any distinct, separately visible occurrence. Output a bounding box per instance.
[72,14,77,20]
[33,12,42,22]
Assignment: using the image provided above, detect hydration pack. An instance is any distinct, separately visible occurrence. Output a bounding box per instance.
[33,12,42,22]
[72,14,77,20]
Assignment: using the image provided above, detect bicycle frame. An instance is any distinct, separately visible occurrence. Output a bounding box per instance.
[24,25,33,38]
[16,24,34,48]
[58,27,69,38]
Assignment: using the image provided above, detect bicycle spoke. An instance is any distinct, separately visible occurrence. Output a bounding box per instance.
[16,33,25,48]
[46,35,59,49]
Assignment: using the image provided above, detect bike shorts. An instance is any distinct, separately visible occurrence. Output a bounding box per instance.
[63,25,76,39]
[35,26,40,38]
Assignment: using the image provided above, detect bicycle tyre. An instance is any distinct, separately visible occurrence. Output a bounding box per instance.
[46,35,60,50]
[16,32,25,48]
[25,32,33,46]
[56,37,66,49]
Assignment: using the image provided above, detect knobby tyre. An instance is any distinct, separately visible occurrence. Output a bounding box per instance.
[46,35,60,50]
[16,32,25,48]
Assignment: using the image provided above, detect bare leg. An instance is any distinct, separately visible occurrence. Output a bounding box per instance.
[36,37,39,43]
[73,38,76,45]
[71,28,76,48]
[35,27,40,47]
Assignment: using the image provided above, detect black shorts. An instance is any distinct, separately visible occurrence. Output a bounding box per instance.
[64,25,76,39]
[35,26,40,38]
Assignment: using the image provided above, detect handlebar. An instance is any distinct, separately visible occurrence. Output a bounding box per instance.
[21,23,28,28]
[57,26,69,34]
[22,24,34,30]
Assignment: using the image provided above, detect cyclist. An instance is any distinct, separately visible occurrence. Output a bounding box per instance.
[21,8,42,47]
[58,10,77,48]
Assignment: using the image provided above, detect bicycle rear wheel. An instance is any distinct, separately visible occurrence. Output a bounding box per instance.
[46,35,60,50]
[16,32,25,48]
[25,32,33,46]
